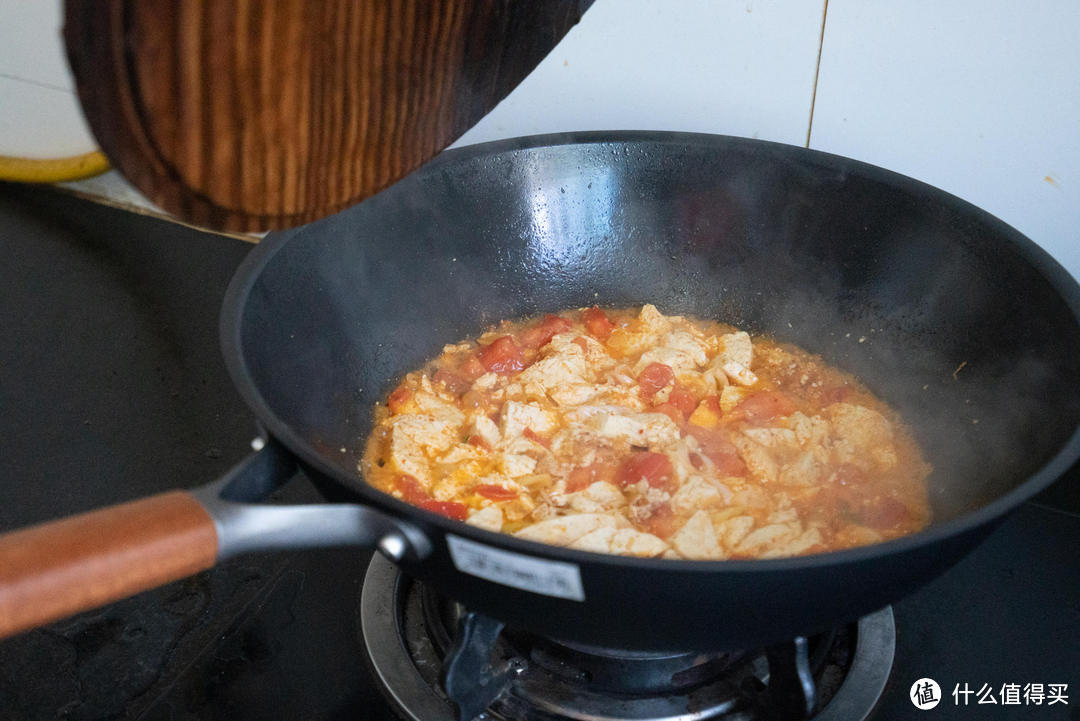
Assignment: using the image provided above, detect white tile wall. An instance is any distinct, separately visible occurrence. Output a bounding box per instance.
[0,0,96,158]
[0,0,1077,279]
[811,0,1080,278]
[453,0,826,148]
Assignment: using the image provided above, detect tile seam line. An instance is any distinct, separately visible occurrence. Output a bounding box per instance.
[0,72,74,94]
[805,0,829,149]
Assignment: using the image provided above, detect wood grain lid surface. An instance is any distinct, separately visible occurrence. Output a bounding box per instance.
[64,0,592,232]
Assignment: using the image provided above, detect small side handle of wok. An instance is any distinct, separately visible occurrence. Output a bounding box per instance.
[0,439,429,640]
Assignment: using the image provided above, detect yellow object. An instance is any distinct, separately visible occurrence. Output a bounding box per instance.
[0,150,110,183]
[688,403,720,428]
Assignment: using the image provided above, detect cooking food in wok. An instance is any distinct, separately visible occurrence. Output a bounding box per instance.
[362,304,930,559]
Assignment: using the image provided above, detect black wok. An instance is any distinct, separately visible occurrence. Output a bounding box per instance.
[3,132,1079,652]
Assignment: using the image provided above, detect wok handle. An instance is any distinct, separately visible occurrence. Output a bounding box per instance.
[0,440,431,639]
[0,491,218,639]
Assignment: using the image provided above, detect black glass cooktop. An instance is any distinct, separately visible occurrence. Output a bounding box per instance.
[0,186,1077,720]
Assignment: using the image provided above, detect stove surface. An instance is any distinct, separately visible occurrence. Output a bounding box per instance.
[0,186,1077,720]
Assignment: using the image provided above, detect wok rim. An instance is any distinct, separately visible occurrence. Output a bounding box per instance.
[220,130,1080,575]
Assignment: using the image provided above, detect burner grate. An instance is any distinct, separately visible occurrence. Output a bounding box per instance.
[359,555,894,721]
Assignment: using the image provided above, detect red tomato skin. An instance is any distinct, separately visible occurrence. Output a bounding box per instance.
[475,484,519,501]
[387,386,412,414]
[394,474,430,503]
[641,503,680,539]
[520,314,573,349]
[478,336,525,374]
[685,426,747,476]
[616,451,674,490]
[522,427,551,448]
[667,385,699,418]
[582,306,616,340]
[735,391,797,424]
[460,354,486,380]
[419,500,469,520]
[637,362,675,397]
[466,434,492,451]
[566,462,617,492]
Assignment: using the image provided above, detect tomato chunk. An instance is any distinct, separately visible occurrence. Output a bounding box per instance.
[523,427,551,448]
[641,503,680,539]
[667,385,699,418]
[734,390,797,424]
[637,362,675,398]
[393,474,430,504]
[460,354,486,380]
[387,386,412,414]
[419,500,469,520]
[566,462,616,492]
[433,368,472,395]
[617,451,674,490]
[466,434,492,451]
[478,335,525,374]
[582,306,616,340]
[475,484,519,501]
[685,426,746,476]
[519,314,573,349]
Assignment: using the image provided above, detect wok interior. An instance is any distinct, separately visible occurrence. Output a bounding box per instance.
[236,135,1080,529]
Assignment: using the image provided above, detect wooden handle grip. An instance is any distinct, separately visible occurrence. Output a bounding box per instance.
[0,491,218,639]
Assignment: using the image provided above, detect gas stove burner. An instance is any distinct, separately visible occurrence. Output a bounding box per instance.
[360,554,895,721]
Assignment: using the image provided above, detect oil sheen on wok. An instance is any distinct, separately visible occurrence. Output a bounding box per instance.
[361,305,931,560]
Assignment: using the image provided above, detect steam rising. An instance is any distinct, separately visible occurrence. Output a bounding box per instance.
[241,137,1080,524]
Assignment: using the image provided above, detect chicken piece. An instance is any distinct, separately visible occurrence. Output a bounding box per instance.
[778,451,823,487]
[387,432,432,485]
[549,333,616,369]
[734,522,801,556]
[436,443,484,465]
[388,412,464,484]
[468,414,502,448]
[566,405,681,449]
[715,331,753,368]
[549,383,603,406]
[412,389,466,426]
[567,526,618,553]
[719,385,751,413]
[783,412,831,448]
[721,361,758,387]
[610,529,669,557]
[501,400,558,439]
[472,372,499,390]
[638,304,674,335]
[567,481,627,513]
[826,403,898,470]
[514,513,620,546]
[714,515,755,549]
[669,510,724,560]
[591,384,647,411]
[779,527,822,557]
[569,527,668,557]
[731,435,779,482]
[606,305,674,358]
[466,506,504,532]
[670,476,728,515]
[499,453,538,477]
[742,427,799,451]
[517,342,590,397]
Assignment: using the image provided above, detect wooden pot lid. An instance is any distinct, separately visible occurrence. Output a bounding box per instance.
[64,0,592,232]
